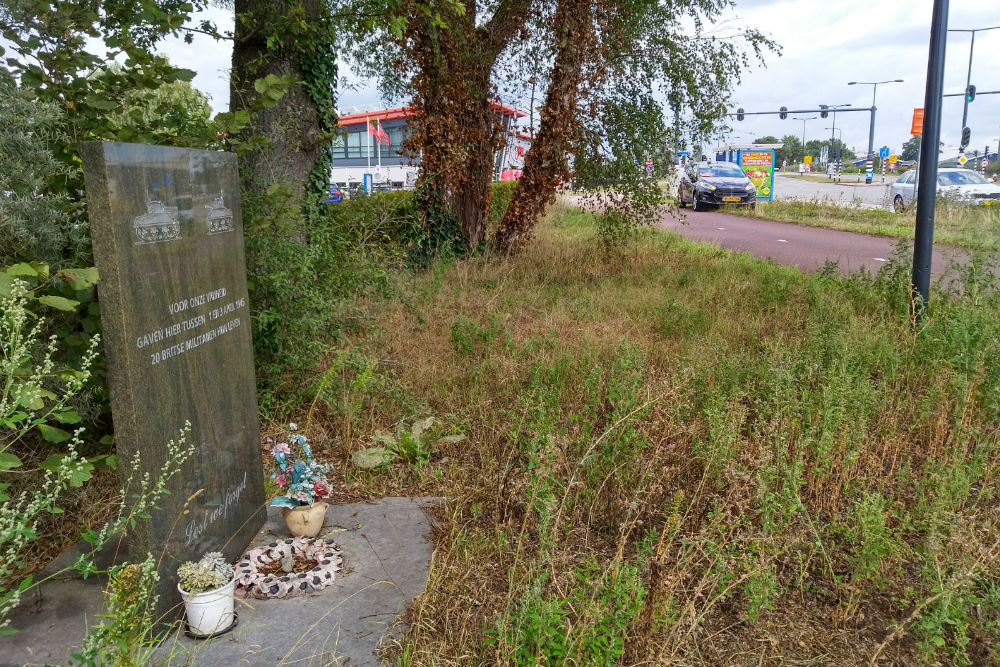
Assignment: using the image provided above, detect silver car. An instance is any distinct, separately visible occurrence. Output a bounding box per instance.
[891,167,1000,212]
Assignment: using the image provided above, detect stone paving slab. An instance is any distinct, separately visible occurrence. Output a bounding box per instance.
[2,497,439,667]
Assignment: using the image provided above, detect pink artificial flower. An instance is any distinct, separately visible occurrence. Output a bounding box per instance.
[274,442,291,456]
[297,491,312,503]
[312,482,331,498]
[275,474,286,486]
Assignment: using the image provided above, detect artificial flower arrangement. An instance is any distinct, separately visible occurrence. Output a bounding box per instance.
[177,551,234,594]
[267,423,332,509]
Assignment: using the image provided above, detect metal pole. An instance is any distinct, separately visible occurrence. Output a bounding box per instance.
[960,32,974,138]
[912,0,949,319]
[802,120,807,165]
[866,89,876,183]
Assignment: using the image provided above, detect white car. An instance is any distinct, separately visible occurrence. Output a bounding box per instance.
[891,168,1000,212]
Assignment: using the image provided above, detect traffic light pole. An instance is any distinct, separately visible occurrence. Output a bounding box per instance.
[961,31,974,134]
[912,0,949,321]
[866,105,876,184]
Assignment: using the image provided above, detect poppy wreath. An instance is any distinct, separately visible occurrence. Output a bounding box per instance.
[235,537,343,599]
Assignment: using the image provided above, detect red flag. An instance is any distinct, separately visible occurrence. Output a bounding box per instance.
[368,122,379,141]
[377,120,390,146]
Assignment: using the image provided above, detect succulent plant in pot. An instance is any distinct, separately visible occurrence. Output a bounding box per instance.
[176,551,236,637]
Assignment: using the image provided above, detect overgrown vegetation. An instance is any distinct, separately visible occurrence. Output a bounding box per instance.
[298,204,1000,666]
[735,197,1000,252]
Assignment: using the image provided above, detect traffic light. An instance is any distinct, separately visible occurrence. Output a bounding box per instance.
[736,108,745,121]
[960,126,971,151]
[779,106,788,120]
[819,104,829,119]
[966,84,976,103]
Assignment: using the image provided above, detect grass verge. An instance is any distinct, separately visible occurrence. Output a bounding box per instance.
[732,197,1000,252]
[310,203,1000,666]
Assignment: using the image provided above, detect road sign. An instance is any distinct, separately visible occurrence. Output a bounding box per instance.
[866,170,874,179]
[804,155,813,164]
[646,163,654,174]
[678,151,689,156]
[889,155,898,164]
[879,147,890,158]
[983,158,989,167]
[958,155,968,165]
[911,108,924,136]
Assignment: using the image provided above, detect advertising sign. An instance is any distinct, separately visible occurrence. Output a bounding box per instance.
[804,155,813,164]
[738,149,775,201]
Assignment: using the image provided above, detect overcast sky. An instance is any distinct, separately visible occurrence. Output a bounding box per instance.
[165,1,1000,158]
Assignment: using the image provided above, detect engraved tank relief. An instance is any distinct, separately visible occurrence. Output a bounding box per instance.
[133,199,181,244]
[205,191,234,235]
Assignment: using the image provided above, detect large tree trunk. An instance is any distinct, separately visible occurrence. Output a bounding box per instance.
[403,0,531,249]
[494,0,592,254]
[450,68,498,248]
[231,0,325,213]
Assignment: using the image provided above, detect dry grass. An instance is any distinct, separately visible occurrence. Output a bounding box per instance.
[297,202,1000,666]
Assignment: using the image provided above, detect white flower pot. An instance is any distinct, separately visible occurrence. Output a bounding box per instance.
[178,577,236,637]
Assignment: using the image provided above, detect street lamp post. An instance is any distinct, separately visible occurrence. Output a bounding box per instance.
[848,79,904,183]
[791,116,816,167]
[948,26,1000,147]
[821,104,851,180]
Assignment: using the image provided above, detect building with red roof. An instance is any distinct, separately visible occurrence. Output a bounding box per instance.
[332,104,530,191]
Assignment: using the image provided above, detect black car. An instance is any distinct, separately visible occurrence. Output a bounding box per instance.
[678,162,757,211]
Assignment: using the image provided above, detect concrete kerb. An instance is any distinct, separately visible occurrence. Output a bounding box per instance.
[2,497,441,667]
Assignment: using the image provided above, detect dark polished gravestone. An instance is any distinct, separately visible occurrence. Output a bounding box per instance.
[80,142,266,619]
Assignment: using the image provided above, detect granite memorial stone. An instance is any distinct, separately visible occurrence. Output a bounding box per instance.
[81,142,266,617]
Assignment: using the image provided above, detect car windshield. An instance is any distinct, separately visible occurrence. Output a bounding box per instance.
[938,170,989,186]
[697,164,746,178]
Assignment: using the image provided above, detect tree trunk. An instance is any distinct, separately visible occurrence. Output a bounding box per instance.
[403,0,531,250]
[494,0,592,254]
[231,0,324,214]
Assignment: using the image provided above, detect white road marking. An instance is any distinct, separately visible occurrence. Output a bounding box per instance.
[717,227,726,230]
[873,257,887,262]
[777,239,788,243]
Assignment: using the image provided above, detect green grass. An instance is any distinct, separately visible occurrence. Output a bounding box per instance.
[733,197,1000,251]
[312,204,1000,666]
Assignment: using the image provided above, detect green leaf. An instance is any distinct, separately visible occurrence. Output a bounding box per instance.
[6,263,38,276]
[38,424,72,443]
[85,94,120,110]
[37,295,79,311]
[0,273,14,297]
[57,267,99,290]
[0,452,23,471]
[351,446,395,470]
[53,409,82,424]
[15,384,45,410]
[39,455,93,487]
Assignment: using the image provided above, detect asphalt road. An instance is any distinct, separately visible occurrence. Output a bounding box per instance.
[773,174,895,209]
[660,206,967,278]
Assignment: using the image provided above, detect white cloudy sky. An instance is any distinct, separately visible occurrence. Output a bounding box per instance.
[165,1,1000,157]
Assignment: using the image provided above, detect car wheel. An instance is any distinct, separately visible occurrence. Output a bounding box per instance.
[677,188,686,208]
[692,194,702,212]
[893,195,905,213]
